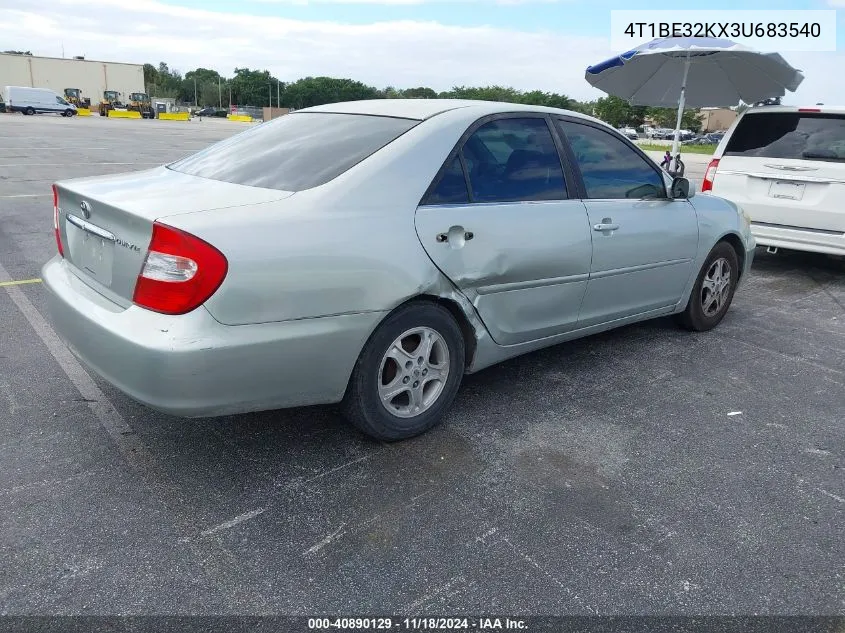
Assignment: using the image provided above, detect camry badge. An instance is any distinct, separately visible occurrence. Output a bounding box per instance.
[80,200,91,219]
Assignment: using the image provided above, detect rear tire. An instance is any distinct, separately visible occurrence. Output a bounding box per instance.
[24,107,34,116]
[342,302,465,441]
[676,241,739,332]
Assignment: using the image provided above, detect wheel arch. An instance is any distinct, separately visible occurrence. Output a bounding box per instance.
[381,294,479,371]
[717,231,746,280]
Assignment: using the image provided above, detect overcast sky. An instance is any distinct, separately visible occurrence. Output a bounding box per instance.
[1,0,844,103]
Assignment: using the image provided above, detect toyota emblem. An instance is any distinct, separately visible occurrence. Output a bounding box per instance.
[80,200,91,219]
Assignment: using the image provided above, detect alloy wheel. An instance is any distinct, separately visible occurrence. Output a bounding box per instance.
[377,327,450,419]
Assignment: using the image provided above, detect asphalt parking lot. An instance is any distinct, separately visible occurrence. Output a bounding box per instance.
[1,113,843,616]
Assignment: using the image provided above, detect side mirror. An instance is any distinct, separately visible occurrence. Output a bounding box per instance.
[671,177,692,199]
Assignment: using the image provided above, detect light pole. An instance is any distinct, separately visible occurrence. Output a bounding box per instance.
[194,78,198,107]
[218,76,222,108]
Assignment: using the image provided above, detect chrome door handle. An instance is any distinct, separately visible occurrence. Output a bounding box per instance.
[593,217,619,233]
[436,230,474,243]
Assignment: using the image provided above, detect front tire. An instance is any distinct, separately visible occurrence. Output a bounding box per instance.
[677,241,739,332]
[342,302,465,441]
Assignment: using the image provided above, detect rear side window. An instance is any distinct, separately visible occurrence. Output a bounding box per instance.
[426,156,470,204]
[168,112,419,191]
[725,112,845,161]
[462,118,568,203]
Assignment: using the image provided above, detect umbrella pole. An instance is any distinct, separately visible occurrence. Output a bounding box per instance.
[671,53,691,157]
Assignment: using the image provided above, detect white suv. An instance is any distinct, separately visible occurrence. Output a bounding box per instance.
[704,105,845,256]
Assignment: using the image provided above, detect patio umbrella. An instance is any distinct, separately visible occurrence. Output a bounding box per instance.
[585,37,805,156]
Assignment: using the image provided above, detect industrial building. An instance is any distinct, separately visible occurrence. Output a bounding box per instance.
[697,107,738,133]
[0,53,144,106]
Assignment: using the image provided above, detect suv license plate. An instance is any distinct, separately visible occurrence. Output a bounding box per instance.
[769,181,806,201]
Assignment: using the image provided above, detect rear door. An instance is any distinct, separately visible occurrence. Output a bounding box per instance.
[713,110,845,233]
[415,114,593,346]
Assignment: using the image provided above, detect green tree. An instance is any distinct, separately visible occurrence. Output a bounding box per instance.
[593,96,648,127]
[647,107,700,131]
[403,87,438,99]
[200,82,223,107]
[181,68,225,104]
[143,63,158,86]
[3,50,32,55]
[282,77,380,109]
[146,62,182,97]
[228,67,277,106]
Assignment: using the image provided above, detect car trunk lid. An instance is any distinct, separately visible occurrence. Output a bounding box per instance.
[55,167,293,305]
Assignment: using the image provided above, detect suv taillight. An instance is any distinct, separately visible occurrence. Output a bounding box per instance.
[702,158,720,192]
[132,222,228,315]
[52,184,64,257]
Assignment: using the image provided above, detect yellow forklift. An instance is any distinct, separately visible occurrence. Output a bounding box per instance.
[63,88,91,109]
[98,90,125,117]
[127,92,155,119]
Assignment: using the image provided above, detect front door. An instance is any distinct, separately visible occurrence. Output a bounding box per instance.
[415,115,593,346]
[556,119,700,327]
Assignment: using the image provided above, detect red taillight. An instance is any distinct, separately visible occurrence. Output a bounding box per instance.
[52,184,64,257]
[798,108,821,112]
[132,222,228,315]
[702,158,720,192]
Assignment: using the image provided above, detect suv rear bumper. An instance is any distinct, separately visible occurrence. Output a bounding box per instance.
[750,222,845,257]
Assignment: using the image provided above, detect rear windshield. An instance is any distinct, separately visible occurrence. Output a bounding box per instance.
[168,112,419,191]
[725,112,845,162]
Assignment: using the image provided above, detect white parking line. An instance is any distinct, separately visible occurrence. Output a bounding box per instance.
[0,260,157,473]
[0,194,50,199]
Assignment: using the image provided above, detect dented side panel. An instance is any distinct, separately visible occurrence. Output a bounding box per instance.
[414,200,593,346]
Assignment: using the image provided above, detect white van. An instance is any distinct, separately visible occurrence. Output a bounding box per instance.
[704,105,845,256]
[3,86,78,117]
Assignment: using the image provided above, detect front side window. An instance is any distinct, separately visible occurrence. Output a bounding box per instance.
[558,120,667,200]
[724,112,845,161]
[461,117,568,203]
[169,112,419,191]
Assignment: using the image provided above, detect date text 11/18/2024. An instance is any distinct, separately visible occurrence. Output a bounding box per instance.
[307,617,528,630]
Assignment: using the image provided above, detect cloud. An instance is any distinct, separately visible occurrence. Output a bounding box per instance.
[1,0,843,105]
[0,0,610,99]
[250,0,564,4]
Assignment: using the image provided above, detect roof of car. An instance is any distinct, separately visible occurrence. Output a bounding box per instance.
[742,104,845,115]
[297,98,605,125]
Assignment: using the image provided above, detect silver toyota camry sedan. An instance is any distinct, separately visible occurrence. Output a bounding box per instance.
[43,99,756,440]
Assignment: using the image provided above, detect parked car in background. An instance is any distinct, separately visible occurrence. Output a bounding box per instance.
[43,99,755,441]
[618,126,639,140]
[3,86,78,117]
[683,133,724,146]
[195,107,217,117]
[704,104,845,256]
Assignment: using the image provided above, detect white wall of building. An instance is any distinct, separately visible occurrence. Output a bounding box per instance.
[0,54,144,104]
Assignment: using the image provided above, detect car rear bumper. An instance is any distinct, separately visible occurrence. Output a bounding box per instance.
[42,256,385,417]
[750,222,845,257]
